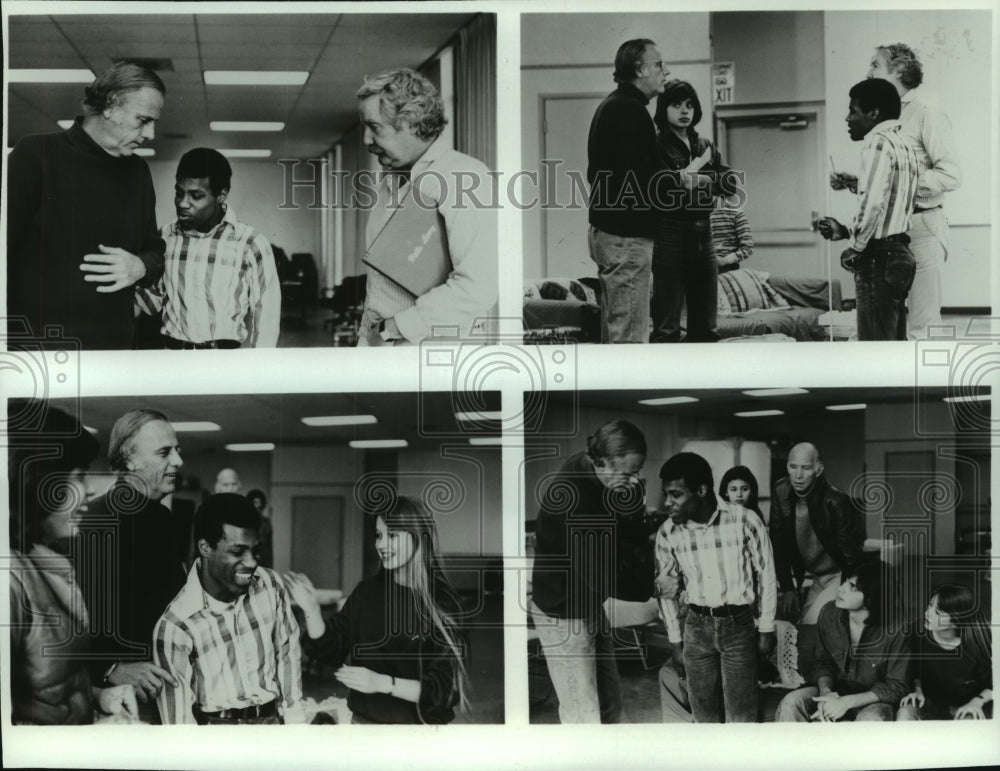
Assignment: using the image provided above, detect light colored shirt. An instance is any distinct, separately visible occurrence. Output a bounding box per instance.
[898,89,961,208]
[849,119,919,252]
[654,503,777,643]
[153,562,304,724]
[360,135,498,343]
[137,206,281,346]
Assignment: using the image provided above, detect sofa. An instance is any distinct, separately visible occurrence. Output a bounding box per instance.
[523,270,845,343]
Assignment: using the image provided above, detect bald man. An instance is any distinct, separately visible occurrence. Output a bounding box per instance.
[214,468,240,494]
[769,443,865,674]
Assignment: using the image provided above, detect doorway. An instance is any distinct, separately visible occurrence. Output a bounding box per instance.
[291,495,345,590]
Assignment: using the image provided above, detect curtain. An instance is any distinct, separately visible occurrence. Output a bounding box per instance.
[453,14,496,167]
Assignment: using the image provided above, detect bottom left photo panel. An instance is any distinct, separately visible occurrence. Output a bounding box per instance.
[5,391,504,728]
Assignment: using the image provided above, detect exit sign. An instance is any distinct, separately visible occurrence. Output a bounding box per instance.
[712,62,735,105]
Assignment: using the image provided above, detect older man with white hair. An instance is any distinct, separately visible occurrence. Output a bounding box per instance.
[354,68,497,346]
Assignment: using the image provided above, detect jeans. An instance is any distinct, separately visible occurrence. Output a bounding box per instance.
[588,226,653,344]
[651,218,718,343]
[906,207,947,340]
[530,602,623,723]
[659,662,695,723]
[683,607,757,723]
[853,237,916,341]
[775,686,895,722]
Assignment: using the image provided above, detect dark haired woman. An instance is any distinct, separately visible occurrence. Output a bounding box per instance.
[9,401,138,723]
[897,584,992,720]
[718,465,764,521]
[650,79,734,343]
[529,420,648,723]
[286,496,467,724]
[776,561,910,721]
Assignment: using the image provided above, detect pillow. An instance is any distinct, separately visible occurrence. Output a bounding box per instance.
[717,268,790,315]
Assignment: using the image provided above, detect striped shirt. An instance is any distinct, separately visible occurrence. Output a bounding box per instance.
[359,135,498,344]
[849,119,920,252]
[898,89,961,208]
[137,207,281,346]
[153,563,304,724]
[654,503,777,643]
[710,206,754,269]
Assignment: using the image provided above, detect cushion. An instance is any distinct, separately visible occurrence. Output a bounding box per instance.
[717,268,790,315]
[523,278,598,306]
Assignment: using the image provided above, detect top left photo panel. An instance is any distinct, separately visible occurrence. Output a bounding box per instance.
[4,9,498,351]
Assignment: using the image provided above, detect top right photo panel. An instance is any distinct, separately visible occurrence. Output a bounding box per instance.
[521,10,992,344]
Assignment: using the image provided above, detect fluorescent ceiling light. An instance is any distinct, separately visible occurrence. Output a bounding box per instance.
[943,394,988,404]
[825,403,867,411]
[734,410,785,418]
[455,410,503,422]
[210,121,285,132]
[638,396,699,406]
[133,148,155,157]
[57,119,75,130]
[170,421,221,432]
[349,439,408,449]
[84,425,99,435]
[217,149,272,158]
[743,388,809,397]
[225,442,275,452]
[9,69,94,83]
[204,71,309,86]
[302,415,378,427]
[468,437,503,445]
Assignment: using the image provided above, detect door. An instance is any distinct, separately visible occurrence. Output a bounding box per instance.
[291,495,344,589]
[542,96,604,279]
[720,112,835,282]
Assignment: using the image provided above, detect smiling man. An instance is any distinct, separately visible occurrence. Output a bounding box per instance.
[7,62,167,349]
[75,409,187,722]
[153,494,304,724]
[136,148,281,349]
[769,442,865,678]
[818,78,919,340]
[354,68,497,346]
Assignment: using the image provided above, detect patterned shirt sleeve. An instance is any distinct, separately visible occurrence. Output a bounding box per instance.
[745,512,777,633]
[731,209,754,262]
[243,233,281,347]
[153,615,197,725]
[653,525,683,643]
[271,577,304,721]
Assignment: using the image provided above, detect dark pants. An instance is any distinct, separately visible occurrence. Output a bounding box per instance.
[854,237,916,341]
[683,607,758,723]
[651,218,719,343]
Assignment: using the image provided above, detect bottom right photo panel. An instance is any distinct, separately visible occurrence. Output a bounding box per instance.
[522,386,991,725]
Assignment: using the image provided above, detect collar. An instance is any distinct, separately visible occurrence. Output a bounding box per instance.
[669,504,723,532]
[171,205,236,238]
[170,559,260,621]
[409,133,449,176]
[793,473,831,507]
[616,81,651,105]
[67,115,130,160]
[899,89,916,106]
[866,119,903,140]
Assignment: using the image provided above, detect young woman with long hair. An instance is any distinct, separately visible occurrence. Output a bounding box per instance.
[286,495,467,724]
[718,465,764,521]
[898,583,992,720]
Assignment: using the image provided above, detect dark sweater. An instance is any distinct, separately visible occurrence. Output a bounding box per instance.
[531,451,644,620]
[304,570,464,724]
[7,118,165,349]
[74,481,187,681]
[915,634,992,707]
[587,83,663,239]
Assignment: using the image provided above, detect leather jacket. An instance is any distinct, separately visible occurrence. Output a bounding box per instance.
[769,475,865,592]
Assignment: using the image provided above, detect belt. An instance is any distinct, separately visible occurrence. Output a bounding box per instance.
[913,204,941,214]
[688,603,751,618]
[869,233,910,246]
[164,336,240,350]
[193,700,277,722]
